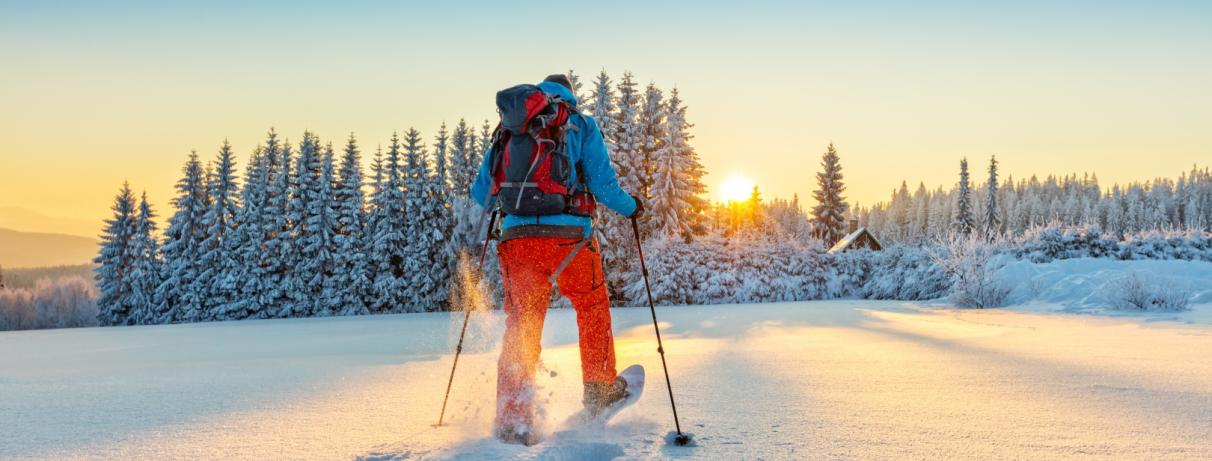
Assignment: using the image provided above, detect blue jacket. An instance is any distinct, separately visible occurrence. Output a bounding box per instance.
[470,81,637,237]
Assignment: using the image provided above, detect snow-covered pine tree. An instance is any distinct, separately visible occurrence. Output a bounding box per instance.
[429,123,455,310]
[262,140,295,317]
[811,142,849,244]
[155,152,209,323]
[567,69,586,104]
[449,119,472,192]
[586,70,617,148]
[95,182,138,326]
[235,131,285,319]
[891,181,912,242]
[448,119,485,253]
[217,145,265,321]
[638,82,664,203]
[400,128,437,312]
[371,145,385,196]
[367,132,411,313]
[952,157,975,236]
[596,71,645,301]
[476,120,493,165]
[127,192,162,325]
[911,183,930,243]
[332,133,371,316]
[195,140,239,322]
[983,155,1001,240]
[610,71,644,198]
[284,133,338,317]
[648,87,707,239]
[311,143,342,316]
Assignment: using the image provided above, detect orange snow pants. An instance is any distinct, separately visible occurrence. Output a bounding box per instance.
[495,236,617,430]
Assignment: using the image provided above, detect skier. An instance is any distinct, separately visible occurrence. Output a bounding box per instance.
[470,74,642,445]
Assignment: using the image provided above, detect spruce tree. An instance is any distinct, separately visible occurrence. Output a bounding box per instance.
[810,143,849,244]
[126,192,162,325]
[95,182,138,326]
[983,155,1002,239]
[638,82,665,202]
[599,71,644,300]
[311,143,342,316]
[262,141,295,317]
[953,157,975,235]
[284,133,337,317]
[649,87,707,239]
[156,152,209,323]
[430,124,455,310]
[586,70,617,147]
[611,71,644,195]
[367,132,410,313]
[477,120,493,165]
[219,146,265,321]
[238,131,284,319]
[401,128,441,312]
[196,141,239,321]
[448,119,472,193]
[911,182,930,243]
[567,69,586,104]
[333,134,371,316]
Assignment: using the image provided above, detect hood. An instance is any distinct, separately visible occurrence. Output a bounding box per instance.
[536,81,577,107]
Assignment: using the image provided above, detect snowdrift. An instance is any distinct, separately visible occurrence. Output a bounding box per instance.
[997,258,1212,316]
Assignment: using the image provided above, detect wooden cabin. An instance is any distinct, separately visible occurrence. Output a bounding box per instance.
[828,219,883,254]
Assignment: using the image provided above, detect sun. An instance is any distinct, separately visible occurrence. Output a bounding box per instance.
[719,175,755,203]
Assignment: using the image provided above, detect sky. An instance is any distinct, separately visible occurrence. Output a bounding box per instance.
[1,0,1210,236]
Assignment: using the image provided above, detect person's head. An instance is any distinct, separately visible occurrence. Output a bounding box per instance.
[542,74,572,91]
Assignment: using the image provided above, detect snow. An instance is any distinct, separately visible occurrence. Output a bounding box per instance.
[997,257,1212,318]
[3,299,1212,460]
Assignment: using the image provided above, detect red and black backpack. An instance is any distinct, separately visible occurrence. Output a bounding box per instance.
[488,84,596,217]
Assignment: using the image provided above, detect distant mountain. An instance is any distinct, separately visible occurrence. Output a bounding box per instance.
[0,206,100,239]
[0,227,98,268]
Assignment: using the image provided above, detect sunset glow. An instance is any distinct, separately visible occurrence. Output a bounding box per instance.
[719,175,755,203]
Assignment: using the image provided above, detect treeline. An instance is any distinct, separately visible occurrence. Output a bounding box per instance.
[858,157,1212,245]
[0,277,97,330]
[94,70,708,326]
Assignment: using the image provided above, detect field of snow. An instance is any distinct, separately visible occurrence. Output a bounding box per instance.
[4,296,1212,460]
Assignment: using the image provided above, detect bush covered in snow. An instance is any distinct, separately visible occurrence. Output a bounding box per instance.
[0,277,99,331]
[928,234,1011,308]
[621,234,952,307]
[1013,226,1212,263]
[1111,272,1193,311]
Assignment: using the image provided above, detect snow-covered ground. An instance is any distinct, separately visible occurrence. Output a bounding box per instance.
[997,258,1212,321]
[3,296,1211,460]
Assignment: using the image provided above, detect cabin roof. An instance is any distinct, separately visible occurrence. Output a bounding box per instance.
[828,227,882,254]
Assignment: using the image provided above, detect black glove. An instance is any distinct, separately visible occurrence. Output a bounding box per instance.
[629,194,644,219]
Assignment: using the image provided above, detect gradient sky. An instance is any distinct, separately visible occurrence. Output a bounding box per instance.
[1,0,1210,236]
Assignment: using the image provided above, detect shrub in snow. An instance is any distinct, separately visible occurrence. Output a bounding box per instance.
[1014,225,1212,263]
[0,277,98,331]
[1111,272,1192,311]
[929,234,1011,308]
[0,288,36,330]
[859,246,950,301]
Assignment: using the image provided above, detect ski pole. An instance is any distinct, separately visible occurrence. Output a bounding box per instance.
[630,216,691,446]
[436,206,498,427]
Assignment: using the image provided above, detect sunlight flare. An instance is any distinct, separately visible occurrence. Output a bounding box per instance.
[719,175,755,203]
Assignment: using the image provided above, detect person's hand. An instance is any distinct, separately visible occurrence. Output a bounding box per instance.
[629,194,644,219]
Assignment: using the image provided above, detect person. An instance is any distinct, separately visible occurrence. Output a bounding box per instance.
[469,73,642,445]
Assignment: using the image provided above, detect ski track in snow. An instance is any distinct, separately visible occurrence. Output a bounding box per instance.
[2,300,1211,460]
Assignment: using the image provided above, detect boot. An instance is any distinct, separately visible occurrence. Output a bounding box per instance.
[494,423,539,446]
[582,375,629,418]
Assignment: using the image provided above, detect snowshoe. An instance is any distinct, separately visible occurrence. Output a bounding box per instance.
[494,424,540,446]
[566,364,645,426]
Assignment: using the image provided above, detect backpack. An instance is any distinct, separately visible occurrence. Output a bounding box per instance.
[488,84,596,217]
